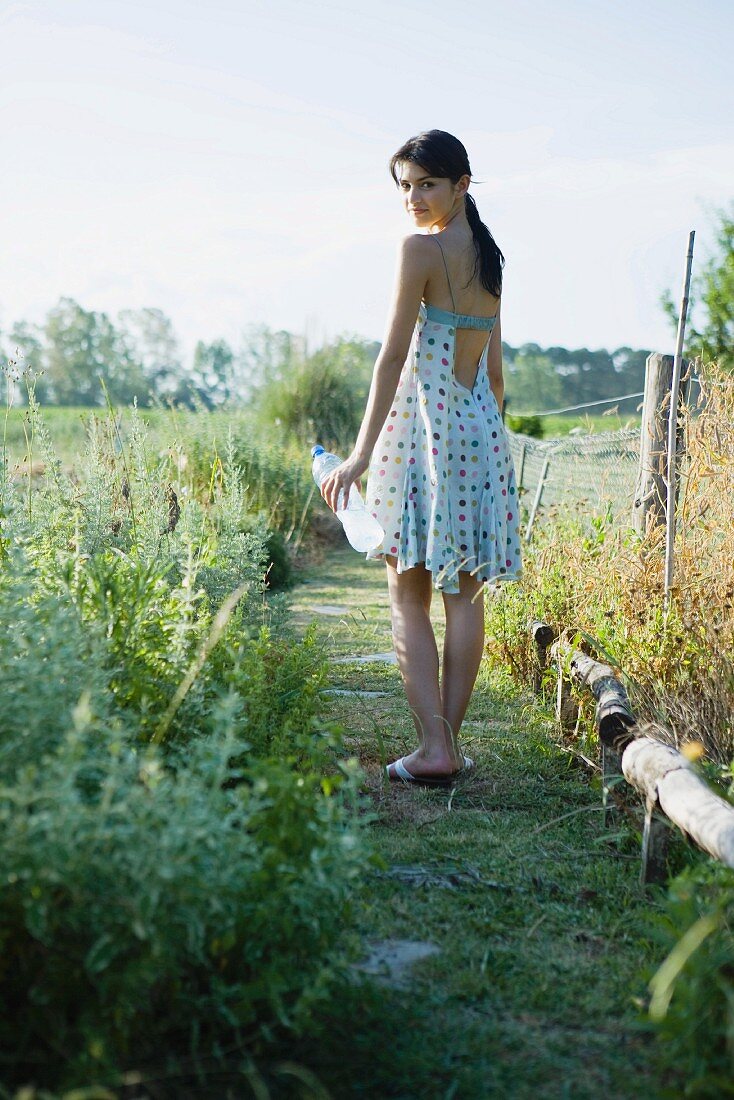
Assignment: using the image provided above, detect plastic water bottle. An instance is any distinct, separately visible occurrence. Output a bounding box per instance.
[311,445,385,552]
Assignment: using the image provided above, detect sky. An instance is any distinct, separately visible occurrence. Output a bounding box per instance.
[1,0,732,367]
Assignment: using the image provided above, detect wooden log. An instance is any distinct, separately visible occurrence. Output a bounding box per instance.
[622,738,734,869]
[632,352,691,536]
[558,645,636,751]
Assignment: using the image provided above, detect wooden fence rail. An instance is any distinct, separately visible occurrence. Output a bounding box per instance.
[530,623,734,884]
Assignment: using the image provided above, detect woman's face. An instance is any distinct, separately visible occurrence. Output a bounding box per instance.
[396,160,467,231]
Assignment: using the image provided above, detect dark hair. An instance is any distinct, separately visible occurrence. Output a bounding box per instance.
[389,129,504,297]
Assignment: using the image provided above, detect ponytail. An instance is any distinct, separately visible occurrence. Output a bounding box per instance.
[465,193,504,298]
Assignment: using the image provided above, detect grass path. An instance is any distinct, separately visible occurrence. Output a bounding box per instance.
[286,542,676,1099]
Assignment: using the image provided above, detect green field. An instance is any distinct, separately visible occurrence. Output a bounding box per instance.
[1,404,642,472]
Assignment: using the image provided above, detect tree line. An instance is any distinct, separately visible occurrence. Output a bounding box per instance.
[3,204,730,411]
[0,298,657,414]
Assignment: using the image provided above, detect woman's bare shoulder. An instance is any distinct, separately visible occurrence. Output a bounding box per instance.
[396,232,438,266]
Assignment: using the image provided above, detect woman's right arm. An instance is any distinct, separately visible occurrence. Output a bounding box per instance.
[319,235,429,514]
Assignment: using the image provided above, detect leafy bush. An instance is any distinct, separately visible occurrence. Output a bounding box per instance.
[253,338,372,456]
[505,413,544,438]
[186,423,317,549]
[647,861,734,1096]
[0,718,365,1090]
[239,511,293,590]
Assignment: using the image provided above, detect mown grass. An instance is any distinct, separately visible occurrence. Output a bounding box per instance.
[283,541,685,1099]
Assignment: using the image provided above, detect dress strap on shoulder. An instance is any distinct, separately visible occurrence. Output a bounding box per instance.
[433,235,457,314]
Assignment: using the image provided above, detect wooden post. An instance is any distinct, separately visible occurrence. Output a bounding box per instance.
[640,804,671,886]
[550,641,580,734]
[632,353,692,536]
[517,442,527,495]
[601,744,624,826]
[530,620,555,694]
[525,455,550,543]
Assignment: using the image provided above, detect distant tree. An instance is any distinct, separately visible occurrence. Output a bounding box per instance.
[253,334,377,452]
[237,325,305,402]
[661,203,734,372]
[503,350,564,413]
[189,339,236,408]
[2,320,47,403]
[117,307,185,402]
[43,298,145,406]
[541,345,649,412]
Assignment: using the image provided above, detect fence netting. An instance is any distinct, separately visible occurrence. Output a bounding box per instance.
[507,428,641,525]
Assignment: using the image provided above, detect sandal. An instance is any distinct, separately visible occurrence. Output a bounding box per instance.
[386,755,475,787]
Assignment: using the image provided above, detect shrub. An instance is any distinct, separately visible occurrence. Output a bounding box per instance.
[647,861,734,1096]
[506,413,544,438]
[0,718,366,1090]
[253,339,371,456]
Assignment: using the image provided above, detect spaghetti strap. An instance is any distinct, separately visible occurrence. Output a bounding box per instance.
[433,235,457,314]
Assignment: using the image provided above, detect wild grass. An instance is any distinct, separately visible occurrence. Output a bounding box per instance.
[0,368,370,1093]
[486,358,734,767]
[484,357,734,1094]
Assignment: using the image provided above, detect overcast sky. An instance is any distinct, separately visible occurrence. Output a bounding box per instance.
[1,0,732,366]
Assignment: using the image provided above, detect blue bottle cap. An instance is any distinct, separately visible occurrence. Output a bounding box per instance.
[311,444,325,458]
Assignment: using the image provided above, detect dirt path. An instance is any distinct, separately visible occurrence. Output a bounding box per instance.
[288,543,673,1099]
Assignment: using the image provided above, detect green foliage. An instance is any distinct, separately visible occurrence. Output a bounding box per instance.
[647,861,734,1096]
[0,718,365,1089]
[190,337,237,408]
[504,351,563,414]
[214,622,330,761]
[505,412,544,438]
[43,297,147,407]
[0,392,370,1089]
[239,511,293,590]
[502,343,649,416]
[187,421,317,545]
[253,336,375,455]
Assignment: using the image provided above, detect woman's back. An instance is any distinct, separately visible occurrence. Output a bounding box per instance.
[421,225,501,391]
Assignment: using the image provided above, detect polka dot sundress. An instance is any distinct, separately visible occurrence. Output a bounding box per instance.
[365,246,523,595]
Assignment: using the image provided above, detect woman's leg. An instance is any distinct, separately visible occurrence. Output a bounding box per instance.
[384,556,457,776]
[440,569,485,752]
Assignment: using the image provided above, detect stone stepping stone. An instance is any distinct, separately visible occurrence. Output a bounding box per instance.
[323,688,391,698]
[307,604,349,616]
[353,939,440,988]
[332,651,398,665]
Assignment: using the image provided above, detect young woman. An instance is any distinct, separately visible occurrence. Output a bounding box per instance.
[319,130,522,786]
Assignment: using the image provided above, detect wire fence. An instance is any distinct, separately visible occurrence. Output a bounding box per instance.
[507,427,641,527]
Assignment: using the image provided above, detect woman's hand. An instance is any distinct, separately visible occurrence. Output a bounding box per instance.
[320,451,370,514]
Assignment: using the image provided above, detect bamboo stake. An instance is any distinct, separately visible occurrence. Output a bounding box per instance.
[664,230,695,610]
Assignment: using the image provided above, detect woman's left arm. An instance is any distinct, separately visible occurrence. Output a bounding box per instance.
[320,235,429,514]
